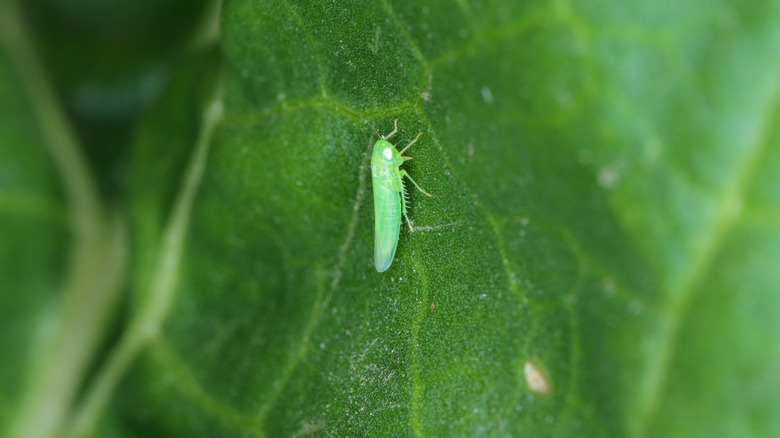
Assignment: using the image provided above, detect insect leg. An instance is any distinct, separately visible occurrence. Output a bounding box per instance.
[400,182,414,231]
[398,132,422,155]
[400,170,433,197]
[382,119,398,140]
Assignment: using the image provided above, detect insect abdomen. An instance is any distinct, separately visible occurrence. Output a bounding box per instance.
[372,174,401,272]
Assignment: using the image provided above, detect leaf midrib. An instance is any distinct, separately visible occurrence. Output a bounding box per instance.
[633,64,780,437]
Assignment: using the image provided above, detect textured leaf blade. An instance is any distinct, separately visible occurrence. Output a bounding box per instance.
[86,0,780,437]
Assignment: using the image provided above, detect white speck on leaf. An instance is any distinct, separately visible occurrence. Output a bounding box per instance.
[642,138,662,163]
[577,149,592,164]
[524,360,551,395]
[481,86,494,105]
[597,164,621,189]
[554,88,573,108]
[603,277,616,297]
[629,300,644,315]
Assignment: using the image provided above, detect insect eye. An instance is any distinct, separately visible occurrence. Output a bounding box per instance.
[383,148,393,160]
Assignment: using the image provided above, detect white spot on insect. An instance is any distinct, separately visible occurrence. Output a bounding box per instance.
[481,86,494,105]
[523,360,551,395]
[383,148,393,160]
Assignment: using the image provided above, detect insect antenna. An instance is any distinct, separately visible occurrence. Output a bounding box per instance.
[358,115,382,139]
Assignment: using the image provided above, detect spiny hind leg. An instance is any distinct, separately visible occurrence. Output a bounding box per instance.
[400,183,414,231]
[400,170,433,197]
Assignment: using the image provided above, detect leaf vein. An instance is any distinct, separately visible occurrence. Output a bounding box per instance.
[150,337,265,438]
[415,109,527,304]
[280,0,328,97]
[634,68,780,437]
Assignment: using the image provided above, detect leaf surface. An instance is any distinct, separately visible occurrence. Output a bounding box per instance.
[2,0,779,437]
[122,0,780,436]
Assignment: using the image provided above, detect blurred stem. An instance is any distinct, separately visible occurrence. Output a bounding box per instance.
[187,0,223,52]
[61,0,224,434]
[0,2,127,438]
[0,3,100,230]
[64,84,224,438]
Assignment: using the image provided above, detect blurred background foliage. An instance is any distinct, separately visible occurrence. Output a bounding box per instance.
[1,0,779,437]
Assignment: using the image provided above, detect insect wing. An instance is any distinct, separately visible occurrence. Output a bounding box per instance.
[372,172,402,272]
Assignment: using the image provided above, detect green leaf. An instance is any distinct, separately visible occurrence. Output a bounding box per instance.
[2,0,779,437]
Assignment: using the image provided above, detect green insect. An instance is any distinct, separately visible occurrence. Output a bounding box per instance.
[370,119,432,272]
